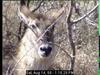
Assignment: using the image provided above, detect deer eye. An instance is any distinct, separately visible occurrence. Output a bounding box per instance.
[31,25,36,29]
[36,23,39,27]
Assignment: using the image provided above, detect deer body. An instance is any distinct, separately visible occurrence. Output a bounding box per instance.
[12,0,65,75]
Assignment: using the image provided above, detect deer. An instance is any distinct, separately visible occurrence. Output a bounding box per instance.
[11,0,65,75]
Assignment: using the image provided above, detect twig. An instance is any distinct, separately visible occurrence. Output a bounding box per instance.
[6,52,17,75]
[85,17,98,27]
[2,15,21,39]
[6,62,12,75]
[27,0,30,8]
[72,3,98,23]
[53,43,72,59]
[9,52,17,63]
[3,15,15,26]
[73,1,98,27]
[18,21,22,41]
[9,40,36,75]
[32,0,44,12]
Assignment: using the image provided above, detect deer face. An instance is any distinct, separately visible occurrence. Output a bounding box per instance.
[32,18,55,58]
[18,5,55,58]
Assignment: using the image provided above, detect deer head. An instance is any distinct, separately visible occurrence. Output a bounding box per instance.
[18,0,65,59]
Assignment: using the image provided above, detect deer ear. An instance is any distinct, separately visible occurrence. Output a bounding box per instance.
[18,5,31,25]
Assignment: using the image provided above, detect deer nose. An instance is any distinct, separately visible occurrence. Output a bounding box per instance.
[40,46,52,56]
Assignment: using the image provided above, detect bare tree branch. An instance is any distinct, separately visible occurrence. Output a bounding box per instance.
[67,1,73,23]
[66,0,76,71]
[72,3,98,23]
[3,15,24,41]
[73,1,98,27]
[66,1,98,72]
